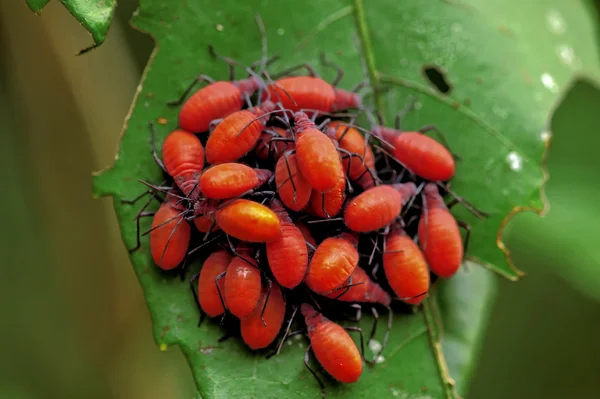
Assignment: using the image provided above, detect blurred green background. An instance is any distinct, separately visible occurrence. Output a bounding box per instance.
[1,2,599,398]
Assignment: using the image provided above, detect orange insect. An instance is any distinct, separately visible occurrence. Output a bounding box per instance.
[190,250,231,324]
[324,266,390,306]
[324,266,392,363]
[383,223,430,304]
[263,76,336,115]
[293,111,343,191]
[149,195,191,270]
[191,199,219,233]
[264,60,363,115]
[161,129,205,200]
[224,244,263,319]
[373,124,455,182]
[200,163,272,199]
[255,127,294,160]
[296,221,317,249]
[205,100,280,164]
[301,303,363,392]
[275,153,312,211]
[308,167,346,218]
[214,199,281,243]
[325,121,376,189]
[418,183,468,278]
[241,283,286,349]
[266,199,309,288]
[175,78,261,133]
[344,183,417,233]
[306,232,359,294]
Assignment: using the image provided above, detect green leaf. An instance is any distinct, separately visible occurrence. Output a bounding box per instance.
[26,0,116,54]
[92,0,599,397]
[26,0,50,13]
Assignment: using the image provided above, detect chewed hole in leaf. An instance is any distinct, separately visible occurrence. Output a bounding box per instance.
[422,65,452,95]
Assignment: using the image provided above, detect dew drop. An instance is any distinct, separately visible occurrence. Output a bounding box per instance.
[557,45,575,66]
[547,9,566,34]
[540,73,559,93]
[391,388,400,397]
[277,28,285,36]
[216,24,224,32]
[506,151,522,171]
[368,339,382,354]
[375,355,385,364]
[414,101,423,110]
[294,334,302,341]
[540,130,552,142]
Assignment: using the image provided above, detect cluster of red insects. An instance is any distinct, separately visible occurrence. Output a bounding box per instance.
[123,17,487,398]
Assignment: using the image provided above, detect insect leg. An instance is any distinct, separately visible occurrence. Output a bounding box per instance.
[435,181,490,219]
[369,305,394,365]
[149,122,167,172]
[368,307,379,344]
[214,271,228,325]
[167,75,215,106]
[344,326,366,363]
[418,124,462,161]
[272,63,318,79]
[267,305,300,358]
[260,278,273,327]
[304,345,326,399]
[159,211,189,267]
[283,151,298,204]
[394,96,416,131]
[130,211,155,253]
[313,192,329,219]
[189,272,207,327]
[319,52,344,86]
[457,220,471,255]
[348,303,362,322]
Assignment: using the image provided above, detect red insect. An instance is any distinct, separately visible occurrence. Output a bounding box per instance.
[255,126,294,160]
[211,199,281,243]
[224,244,262,319]
[149,195,191,270]
[173,75,261,133]
[344,183,417,233]
[419,183,467,278]
[373,125,455,181]
[263,65,362,115]
[325,121,376,189]
[308,167,346,218]
[306,232,359,294]
[192,199,219,233]
[162,129,205,199]
[301,304,363,389]
[264,76,336,115]
[266,199,309,288]
[383,223,430,304]
[275,153,312,211]
[296,221,317,248]
[324,266,390,306]
[191,250,231,320]
[200,163,272,199]
[205,100,279,164]
[241,283,286,349]
[294,111,343,192]
[332,87,362,112]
